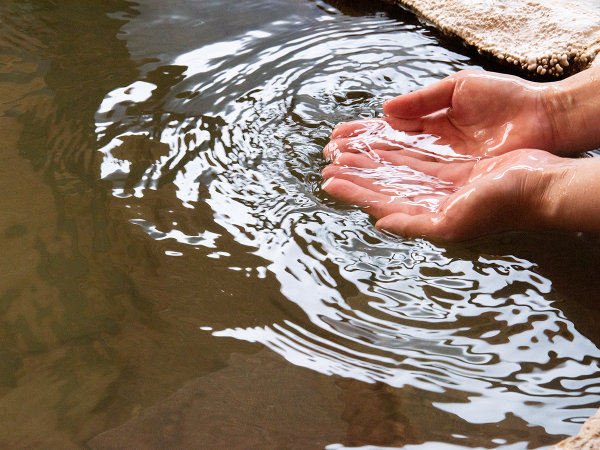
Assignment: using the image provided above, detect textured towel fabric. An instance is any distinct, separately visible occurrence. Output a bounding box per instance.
[552,407,600,449]
[386,0,600,76]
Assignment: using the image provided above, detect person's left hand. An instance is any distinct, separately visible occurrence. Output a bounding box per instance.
[321,147,569,241]
[323,70,559,162]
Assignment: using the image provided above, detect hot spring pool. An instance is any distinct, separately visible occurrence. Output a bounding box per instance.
[1,0,600,447]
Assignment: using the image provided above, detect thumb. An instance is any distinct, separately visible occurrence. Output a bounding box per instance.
[383,77,456,119]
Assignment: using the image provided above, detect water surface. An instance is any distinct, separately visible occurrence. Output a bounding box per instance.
[1,0,600,448]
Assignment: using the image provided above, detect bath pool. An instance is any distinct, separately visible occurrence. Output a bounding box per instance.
[1,0,600,447]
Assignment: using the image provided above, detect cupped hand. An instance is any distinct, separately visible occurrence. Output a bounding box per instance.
[321,147,568,241]
[324,69,557,161]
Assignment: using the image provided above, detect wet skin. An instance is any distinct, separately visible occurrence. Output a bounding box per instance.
[324,69,555,160]
[322,67,600,240]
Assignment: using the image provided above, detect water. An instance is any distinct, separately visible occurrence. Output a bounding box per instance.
[1,0,600,447]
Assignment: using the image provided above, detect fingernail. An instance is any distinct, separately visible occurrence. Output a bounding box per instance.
[331,148,340,162]
[324,144,341,163]
[322,177,335,189]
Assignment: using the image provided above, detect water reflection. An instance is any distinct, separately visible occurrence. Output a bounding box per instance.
[96,0,600,442]
[1,0,600,447]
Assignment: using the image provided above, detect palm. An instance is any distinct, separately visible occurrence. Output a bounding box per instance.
[426,72,552,156]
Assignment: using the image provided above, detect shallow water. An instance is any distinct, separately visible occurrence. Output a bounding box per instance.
[2,0,600,448]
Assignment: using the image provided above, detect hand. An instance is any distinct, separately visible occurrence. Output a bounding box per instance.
[324,69,557,161]
[322,147,573,241]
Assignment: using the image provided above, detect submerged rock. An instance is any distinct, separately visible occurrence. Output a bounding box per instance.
[384,0,600,76]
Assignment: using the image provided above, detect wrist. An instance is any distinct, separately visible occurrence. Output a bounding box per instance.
[541,66,600,155]
[534,160,577,228]
[536,157,600,232]
[540,82,575,155]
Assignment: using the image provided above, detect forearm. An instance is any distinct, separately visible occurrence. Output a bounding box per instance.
[540,156,600,232]
[543,65,600,155]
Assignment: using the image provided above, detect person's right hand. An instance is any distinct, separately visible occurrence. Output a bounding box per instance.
[324,69,559,162]
[321,147,579,241]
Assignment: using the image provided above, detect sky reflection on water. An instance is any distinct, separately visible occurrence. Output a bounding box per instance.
[1,0,600,447]
[97,0,600,441]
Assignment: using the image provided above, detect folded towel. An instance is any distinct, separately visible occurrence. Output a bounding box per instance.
[387,0,600,76]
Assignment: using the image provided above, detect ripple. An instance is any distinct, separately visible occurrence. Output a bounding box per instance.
[95,0,600,440]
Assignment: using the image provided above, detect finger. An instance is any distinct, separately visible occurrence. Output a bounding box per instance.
[375,212,453,240]
[323,177,441,218]
[323,137,377,161]
[324,136,424,161]
[331,119,388,139]
[323,140,342,162]
[322,177,395,219]
[372,150,473,182]
[329,152,387,169]
[331,117,424,140]
[369,150,446,174]
[324,132,451,163]
[322,154,382,180]
[326,152,440,181]
[383,116,424,133]
[323,152,462,198]
[330,150,468,186]
[322,163,398,195]
[383,77,456,119]
[322,165,392,195]
[322,163,449,213]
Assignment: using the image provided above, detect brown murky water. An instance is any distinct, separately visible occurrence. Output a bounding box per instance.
[2,0,600,448]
